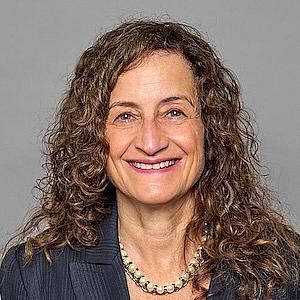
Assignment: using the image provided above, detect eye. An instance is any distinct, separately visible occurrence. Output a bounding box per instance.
[114,112,135,123]
[166,109,186,118]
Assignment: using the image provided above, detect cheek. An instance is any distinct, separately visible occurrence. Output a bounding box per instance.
[105,129,121,166]
[192,126,205,151]
[166,122,205,152]
[105,128,134,160]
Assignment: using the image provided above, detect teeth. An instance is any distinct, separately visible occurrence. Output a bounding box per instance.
[140,163,151,169]
[132,160,176,170]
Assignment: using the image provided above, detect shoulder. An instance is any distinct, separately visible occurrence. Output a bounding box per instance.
[1,243,85,299]
[211,269,300,300]
[282,283,300,299]
[0,245,28,299]
[209,230,300,299]
[269,281,300,300]
[1,242,85,269]
[279,231,300,299]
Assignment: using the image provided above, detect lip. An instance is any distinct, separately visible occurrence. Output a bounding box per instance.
[127,158,181,164]
[127,158,181,174]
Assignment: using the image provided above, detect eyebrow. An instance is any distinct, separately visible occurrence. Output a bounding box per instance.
[109,96,195,110]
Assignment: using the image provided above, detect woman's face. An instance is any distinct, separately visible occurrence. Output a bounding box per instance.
[105,52,205,206]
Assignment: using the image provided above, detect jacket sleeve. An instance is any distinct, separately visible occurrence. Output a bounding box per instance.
[0,247,28,300]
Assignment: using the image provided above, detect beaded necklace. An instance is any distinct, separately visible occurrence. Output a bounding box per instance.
[119,241,205,295]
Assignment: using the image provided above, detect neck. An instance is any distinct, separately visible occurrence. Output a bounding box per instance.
[117,191,197,276]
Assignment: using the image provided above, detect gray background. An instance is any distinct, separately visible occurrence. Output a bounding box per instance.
[0,0,299,247]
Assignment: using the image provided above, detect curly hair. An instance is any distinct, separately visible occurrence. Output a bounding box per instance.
[6,19,299,299]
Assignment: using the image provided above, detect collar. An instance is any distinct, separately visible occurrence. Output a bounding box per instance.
[83,198,120,264]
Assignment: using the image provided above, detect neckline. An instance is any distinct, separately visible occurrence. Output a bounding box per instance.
[84,198,222,297]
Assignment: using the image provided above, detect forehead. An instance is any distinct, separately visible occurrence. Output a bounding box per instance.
[109,52,198,105]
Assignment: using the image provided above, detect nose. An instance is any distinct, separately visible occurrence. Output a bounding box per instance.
[134,119,169,156]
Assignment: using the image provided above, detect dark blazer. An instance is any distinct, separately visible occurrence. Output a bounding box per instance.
[1,200,299,299]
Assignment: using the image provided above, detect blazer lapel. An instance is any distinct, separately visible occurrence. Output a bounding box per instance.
[69,200,130,300]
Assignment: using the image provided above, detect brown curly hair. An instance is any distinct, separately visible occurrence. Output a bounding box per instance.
[6,19,299,299]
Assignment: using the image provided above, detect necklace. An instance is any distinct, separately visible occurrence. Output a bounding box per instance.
[119,240,205,295]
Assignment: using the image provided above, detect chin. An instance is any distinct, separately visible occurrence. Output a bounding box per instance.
[132,190,186,207]
[136,197,173,207]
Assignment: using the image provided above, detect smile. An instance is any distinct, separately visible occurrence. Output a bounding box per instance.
[131,160,176,170]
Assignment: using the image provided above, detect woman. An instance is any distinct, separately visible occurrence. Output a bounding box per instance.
[1,20,299,300]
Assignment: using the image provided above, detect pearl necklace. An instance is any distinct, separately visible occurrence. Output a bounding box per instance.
[119,241,205,295]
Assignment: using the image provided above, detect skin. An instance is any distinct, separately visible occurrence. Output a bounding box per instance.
[105,52,207,299]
